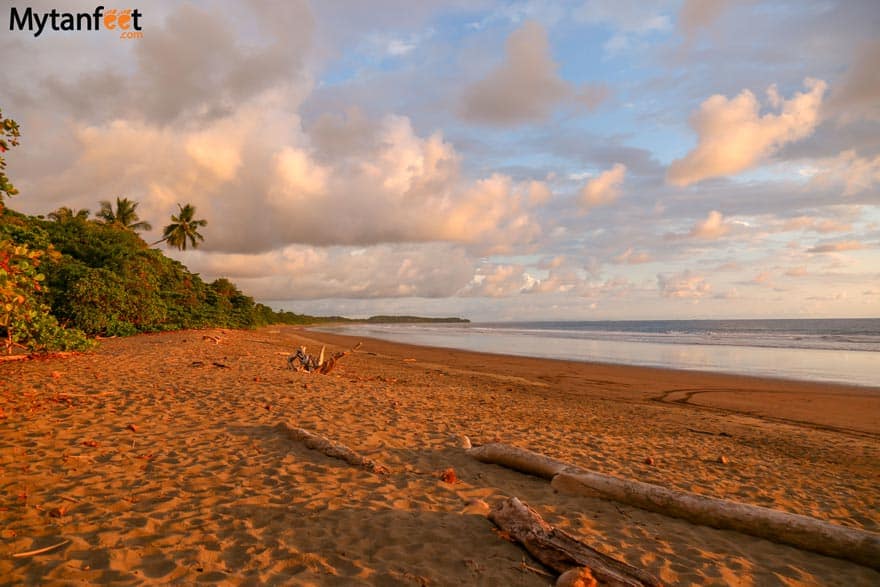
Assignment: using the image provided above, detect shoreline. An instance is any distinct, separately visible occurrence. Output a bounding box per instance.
[310,322,880,390]
[303,327,880,437]
[1,326,878,585]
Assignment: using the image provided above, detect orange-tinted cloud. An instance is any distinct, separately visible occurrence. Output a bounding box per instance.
[579,163,626,210]
[668,78,826,186]
[688,210,730,239]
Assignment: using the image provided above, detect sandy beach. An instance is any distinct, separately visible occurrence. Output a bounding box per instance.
[1,326,878,586]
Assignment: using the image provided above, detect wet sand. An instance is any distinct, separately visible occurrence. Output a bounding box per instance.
[1,326,878,585]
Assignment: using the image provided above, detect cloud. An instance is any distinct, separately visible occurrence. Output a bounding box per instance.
[677,0,737,38]
[667,78,827,186]
[657,270,712,298]
[807,150,880,196]
[780,216,853,234]
[460,264,530,297]
[23,101,543,253]
[825,40,880,123]
[132,2,313,124]
[688,210,730,239]
[185,243,476,300]
[806,240,866,254]
[578,163,626,210]
[575,0,670,34]
[460,21,608,124]
[613,248,652,264]
[752,271,772,285]
[522,269,583,294]
[575,0,670,56]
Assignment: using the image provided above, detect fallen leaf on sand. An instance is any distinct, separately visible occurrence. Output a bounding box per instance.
[49,507,67,518]
[439,467,458,484]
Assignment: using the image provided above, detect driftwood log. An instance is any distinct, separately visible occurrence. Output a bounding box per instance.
[490,497,662,586]
[469,443,880,570]
[278,424,389,475]
[468,443,570,479]
[552,470,880,571]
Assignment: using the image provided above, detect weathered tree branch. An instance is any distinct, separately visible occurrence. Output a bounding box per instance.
[278,423,389,475]
[490,497,662,586]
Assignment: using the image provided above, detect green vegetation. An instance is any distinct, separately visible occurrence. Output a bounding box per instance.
[0,207,267,347]
[363,315,469,324]
[0,109,21,207]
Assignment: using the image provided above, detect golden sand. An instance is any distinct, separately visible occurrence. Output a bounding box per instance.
[1,327,878,585]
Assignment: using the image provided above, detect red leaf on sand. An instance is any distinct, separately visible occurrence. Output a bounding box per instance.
[439,467,457,484]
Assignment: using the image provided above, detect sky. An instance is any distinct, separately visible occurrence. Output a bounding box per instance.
[1,0,879,321]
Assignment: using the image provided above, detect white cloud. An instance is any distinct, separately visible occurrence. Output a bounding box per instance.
[667,78,827,186]
[657,270,712,298]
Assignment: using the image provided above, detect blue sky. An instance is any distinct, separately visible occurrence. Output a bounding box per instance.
[1,0,878,320]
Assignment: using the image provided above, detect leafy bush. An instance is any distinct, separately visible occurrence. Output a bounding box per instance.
[0,239,92,352]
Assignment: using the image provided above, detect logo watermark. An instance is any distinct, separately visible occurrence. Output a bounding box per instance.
[9,6,143,39]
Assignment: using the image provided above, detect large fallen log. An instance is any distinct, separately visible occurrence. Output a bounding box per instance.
[468,443,880,570]
[490,497,662,587]
[552,470,880,571]
[278,423,389,475]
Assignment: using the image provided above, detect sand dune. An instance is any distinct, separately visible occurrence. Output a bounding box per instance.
[1,327,878,585]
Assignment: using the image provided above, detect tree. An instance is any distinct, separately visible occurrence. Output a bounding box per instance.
[97,197,152,232]
[0,109,22,210]
[48,206,90,222]
[155,203,207,250]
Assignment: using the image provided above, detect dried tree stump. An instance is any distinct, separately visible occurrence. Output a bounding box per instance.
[490,497,662,586]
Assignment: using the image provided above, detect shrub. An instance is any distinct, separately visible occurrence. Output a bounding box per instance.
[0,239,92,352]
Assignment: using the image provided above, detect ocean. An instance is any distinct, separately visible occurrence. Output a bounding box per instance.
[315,318,880,388]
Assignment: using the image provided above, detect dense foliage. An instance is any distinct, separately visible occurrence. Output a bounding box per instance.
[0,209,272,341]
[0,238,92,352]
[0,109,21,206]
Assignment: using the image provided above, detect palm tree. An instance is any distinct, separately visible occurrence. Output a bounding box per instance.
[154,203,207,250]
[48,206,90,222]
[97,197,152,232]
